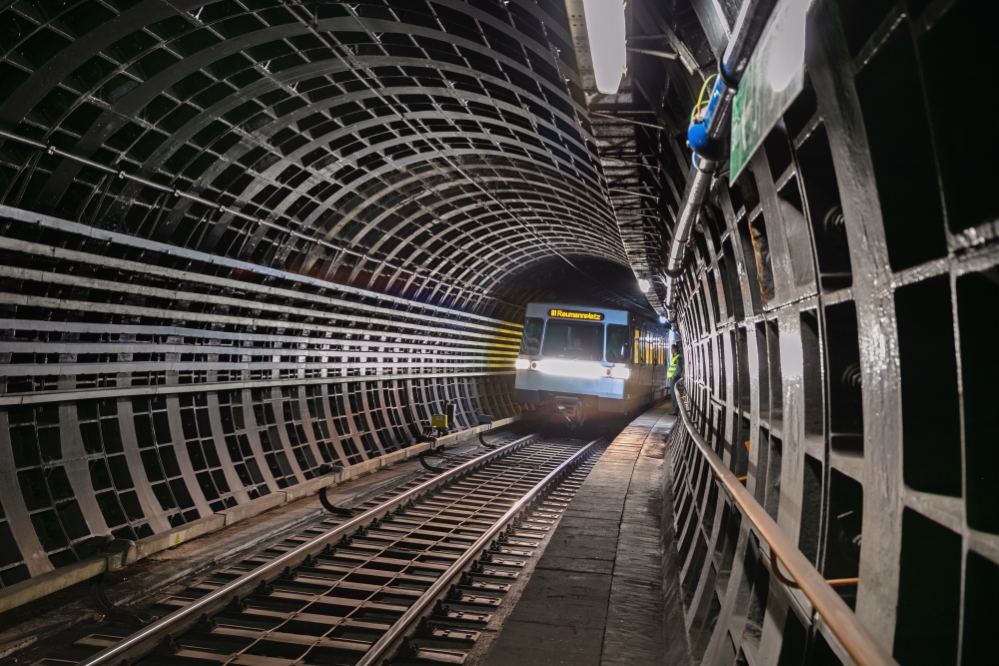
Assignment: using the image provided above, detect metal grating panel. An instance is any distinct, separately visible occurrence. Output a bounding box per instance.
[664,0,999,664]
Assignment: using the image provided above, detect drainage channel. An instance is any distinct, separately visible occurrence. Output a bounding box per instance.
[32,434,602,666]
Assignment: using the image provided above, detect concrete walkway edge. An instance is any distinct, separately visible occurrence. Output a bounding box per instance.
[486,404,676,666]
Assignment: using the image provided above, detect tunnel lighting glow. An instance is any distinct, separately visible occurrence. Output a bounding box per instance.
[609,366,631,379]
[515,358,530,370]
[535,359,608,379]
[659,315,667,324]
[582,0,626,94]
[638,278,651,292]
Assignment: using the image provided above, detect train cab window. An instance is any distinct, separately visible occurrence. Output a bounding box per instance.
[606,325,631,363]
[541,321,604,360]
[521,318,544,355]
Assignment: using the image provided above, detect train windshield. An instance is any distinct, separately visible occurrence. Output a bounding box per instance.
[521,317,544,355]
[605,325,631,363]
[541,321,604,360]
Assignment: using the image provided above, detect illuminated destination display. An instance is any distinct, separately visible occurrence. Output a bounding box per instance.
[548,308,605,321]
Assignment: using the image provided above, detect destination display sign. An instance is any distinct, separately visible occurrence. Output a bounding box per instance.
[548,308,605,321]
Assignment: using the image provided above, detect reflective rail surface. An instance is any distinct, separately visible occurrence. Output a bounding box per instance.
[356,437,600,665]
[75,433,543,666]
[66,433,600,666]
[673,380,899,666]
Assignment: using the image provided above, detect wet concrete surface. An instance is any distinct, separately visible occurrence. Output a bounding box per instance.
[485,403,677,666]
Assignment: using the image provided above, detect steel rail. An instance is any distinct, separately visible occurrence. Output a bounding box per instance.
[672,380,898,666]
[356,438,601,666]
[75,432,541,666]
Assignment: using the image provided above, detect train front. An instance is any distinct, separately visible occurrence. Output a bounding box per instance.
[514,304,634,426]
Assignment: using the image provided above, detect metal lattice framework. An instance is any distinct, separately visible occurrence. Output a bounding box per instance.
[661,0,999,665]
[0,0,646,310]
[0,0,662,594]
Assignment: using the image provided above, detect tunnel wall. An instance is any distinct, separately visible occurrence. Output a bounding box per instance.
[0,203,522,587]
[664,0,999,664]
[0,0,653,597]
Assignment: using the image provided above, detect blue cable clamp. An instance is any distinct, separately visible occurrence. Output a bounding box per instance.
[687,76,727,157]
[687,121,709,152]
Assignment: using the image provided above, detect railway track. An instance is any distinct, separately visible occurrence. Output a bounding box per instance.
[33,433,602,666]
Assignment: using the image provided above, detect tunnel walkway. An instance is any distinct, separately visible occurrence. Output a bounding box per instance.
[486,404,676,666]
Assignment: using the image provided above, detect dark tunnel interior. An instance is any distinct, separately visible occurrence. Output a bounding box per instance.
[0,0,998,664]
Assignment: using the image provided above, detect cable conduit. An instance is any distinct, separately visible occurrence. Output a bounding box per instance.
[663,0,781,309]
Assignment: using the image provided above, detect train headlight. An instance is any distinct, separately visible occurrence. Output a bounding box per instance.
[609,366,631,379]
[515,358,530,370]
[534,360,605,378]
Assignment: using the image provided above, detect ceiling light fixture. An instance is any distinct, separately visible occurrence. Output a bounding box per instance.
[582,0,626,94]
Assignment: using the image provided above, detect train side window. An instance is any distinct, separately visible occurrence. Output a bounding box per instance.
[606,325,631,363]
[521,318,544,355]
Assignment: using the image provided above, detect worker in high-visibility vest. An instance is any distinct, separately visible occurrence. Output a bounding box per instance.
[667,344,683,416]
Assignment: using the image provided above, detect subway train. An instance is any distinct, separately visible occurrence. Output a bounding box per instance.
[514,303,671,425]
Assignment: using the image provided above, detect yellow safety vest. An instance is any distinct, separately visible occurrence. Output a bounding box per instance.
[667,353,681,379]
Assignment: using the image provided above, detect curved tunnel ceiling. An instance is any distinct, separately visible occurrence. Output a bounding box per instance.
[0,0,728,603]
[0,0,653,315]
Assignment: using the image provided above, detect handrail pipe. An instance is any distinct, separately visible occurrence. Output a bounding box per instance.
[672,380,898,666]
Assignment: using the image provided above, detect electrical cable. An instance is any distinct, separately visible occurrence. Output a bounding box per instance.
[690,73,717,122]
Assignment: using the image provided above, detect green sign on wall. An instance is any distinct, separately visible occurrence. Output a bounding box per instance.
[730,0,811,183]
